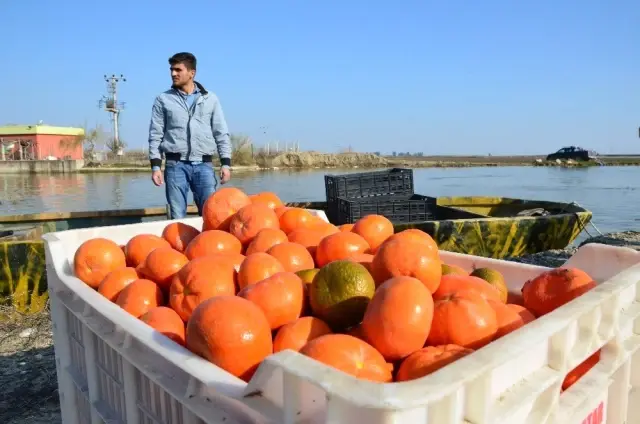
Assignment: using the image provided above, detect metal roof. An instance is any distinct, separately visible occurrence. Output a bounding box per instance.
[0,124,85,136]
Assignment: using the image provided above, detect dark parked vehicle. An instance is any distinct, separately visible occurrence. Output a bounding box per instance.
[546,146,596,162]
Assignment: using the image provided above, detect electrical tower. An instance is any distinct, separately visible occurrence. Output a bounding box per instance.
[98,74,126,152]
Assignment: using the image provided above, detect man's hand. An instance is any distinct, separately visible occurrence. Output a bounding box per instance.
[152,170,164,186]
[220,166,231,184]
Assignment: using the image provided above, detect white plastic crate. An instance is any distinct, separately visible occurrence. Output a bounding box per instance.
[42,214,640,424]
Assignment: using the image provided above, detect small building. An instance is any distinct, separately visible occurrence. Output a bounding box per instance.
[0,124,85,160]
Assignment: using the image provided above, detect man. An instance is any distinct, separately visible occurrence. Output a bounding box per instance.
[148,52,232,219]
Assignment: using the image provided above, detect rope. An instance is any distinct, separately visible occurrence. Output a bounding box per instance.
[588,220,604,236]
[566,201,604,238]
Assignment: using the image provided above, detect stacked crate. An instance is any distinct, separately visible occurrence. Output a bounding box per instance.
[324,168,436,225]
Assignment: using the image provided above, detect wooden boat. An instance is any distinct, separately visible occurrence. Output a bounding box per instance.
[0,197,592,314]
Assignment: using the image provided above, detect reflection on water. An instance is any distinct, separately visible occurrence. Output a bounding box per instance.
[1,166,639,236]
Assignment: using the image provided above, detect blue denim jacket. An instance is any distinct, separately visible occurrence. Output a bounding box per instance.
[148,81,231,170]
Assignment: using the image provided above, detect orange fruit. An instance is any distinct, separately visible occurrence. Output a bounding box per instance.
[245,228,288,255]
[507,303,536,323]
[184,230,242,260]
[303,216,335,234]
[137,247,189,291]
[396,344,474,381]
[267,242,315,273]
[116,278,164,318]
[274,206,289,219]
[352,214,394,253]
[427,290,498,350]
[279,208,314,234]
[387,229,439,257]
[489,300,535,339]
[98,267,140,302]
[74,238,127,289]
[371,238,441,292]
[344,253,374,272]
[433,274,502,302]
[229,203,280,245]
[273,316,333,353]
[361,276,434,362]
[315,232,370,267]
[287,227,331,258]
[169,255,239,322]
[125,234,171,268]
[307,221,340,236]
[238,272,305,330]
[562,350,601,391]
[338,224,354,232]
[249,191,284,209]
[186,296,273,382]
[202,187,251,231]
[299,334,393,383]
[202,251,246,281]
[237,252,285,289]
[161,222,201,253]
[522,267,596,317]
[140,306,186,346]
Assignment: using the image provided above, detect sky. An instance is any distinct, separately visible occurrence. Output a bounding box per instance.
[1,0,639,156]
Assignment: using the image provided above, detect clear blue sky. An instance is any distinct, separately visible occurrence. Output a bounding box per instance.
[1,0,638,155]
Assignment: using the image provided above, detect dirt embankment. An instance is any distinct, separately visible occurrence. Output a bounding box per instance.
[255,152,390,169]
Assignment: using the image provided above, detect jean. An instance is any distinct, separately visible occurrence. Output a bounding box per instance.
[164,160,217,219]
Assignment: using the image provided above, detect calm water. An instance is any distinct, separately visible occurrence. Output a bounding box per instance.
[1,166,638,238]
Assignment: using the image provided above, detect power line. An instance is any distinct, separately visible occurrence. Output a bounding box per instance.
[98,74,126,152]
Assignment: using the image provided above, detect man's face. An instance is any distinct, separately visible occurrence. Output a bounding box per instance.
[170,62,195,87]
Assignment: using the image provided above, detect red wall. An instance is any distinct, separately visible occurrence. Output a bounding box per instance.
[36,134,83,160]
[3,133,83,160]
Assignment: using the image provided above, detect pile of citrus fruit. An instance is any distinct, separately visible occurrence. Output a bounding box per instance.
[72,187,599,388]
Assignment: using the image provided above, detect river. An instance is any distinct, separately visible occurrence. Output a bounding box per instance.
[1,166,638,238]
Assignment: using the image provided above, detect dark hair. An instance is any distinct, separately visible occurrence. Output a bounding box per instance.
[169,52,197,70]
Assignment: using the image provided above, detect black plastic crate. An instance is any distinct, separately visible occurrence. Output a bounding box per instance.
[335,194,437,225]
[325,168,414,222]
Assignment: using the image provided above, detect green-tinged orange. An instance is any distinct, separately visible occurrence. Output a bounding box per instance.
[295,268,320,284]
[296,268,320,317]
[309,260,375,331]
[441,263,467,276]
[470,267,508,303]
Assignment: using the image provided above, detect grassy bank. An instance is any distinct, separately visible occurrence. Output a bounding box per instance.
[77,151,640,173]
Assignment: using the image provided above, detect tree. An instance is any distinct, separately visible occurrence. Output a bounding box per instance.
[106,137,126,155]
[230,133,254,165]
[58,124,108,160]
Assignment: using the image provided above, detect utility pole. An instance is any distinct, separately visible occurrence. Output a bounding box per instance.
[98,74,126,154]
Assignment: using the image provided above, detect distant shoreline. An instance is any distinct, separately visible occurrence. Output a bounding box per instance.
[3,152,640,175]
[76,156,640,173]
